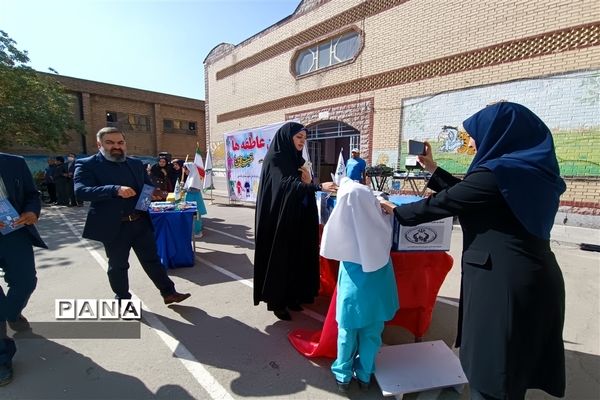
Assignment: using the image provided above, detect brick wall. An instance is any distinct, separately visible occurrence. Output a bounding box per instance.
[204,0,600,207]
[5,74,205,160]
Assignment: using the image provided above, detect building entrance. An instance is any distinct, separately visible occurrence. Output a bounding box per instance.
[306,121,360,183]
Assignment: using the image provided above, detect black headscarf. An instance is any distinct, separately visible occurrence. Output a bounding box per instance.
[463,102,566,239]
[253,122,319,310]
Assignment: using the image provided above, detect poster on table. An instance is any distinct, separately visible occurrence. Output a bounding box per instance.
[224,121,291,202]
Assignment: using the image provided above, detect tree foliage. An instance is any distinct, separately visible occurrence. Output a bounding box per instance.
[0,30,84,151]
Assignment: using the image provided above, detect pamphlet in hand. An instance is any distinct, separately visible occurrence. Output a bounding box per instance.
[135,184,155,212]
[0,198,24,235]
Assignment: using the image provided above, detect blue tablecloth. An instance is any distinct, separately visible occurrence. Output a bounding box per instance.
[149,208,196,268]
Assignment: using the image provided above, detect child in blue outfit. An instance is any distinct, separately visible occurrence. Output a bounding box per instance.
[183,162,207,236]
[320,178,399,393]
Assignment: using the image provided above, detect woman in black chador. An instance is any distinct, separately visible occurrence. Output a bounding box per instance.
[253,122,336,321]
[381,102,566,400]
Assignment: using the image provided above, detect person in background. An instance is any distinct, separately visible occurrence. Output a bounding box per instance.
[43,158,57,204]
[253,122,337,321]
[380,102,566,400]
[169,159,185,190]
[320,178,398,394]
[53,156,69,206]
[0,152,47,386]
[74,127,191,306]
[182,162,207,238]
[66,153,82,207]
[345,148,366,184]
[150,156,173,197]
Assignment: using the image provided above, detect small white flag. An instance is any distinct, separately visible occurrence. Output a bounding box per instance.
[301,143,313,179]
[203,149,215,191]
[173,178,182,201]
[334,148,346,185]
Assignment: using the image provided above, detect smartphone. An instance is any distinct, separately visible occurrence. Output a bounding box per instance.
[408,140,426,155]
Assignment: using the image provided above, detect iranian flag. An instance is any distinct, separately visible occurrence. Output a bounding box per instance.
[193,143,206,179]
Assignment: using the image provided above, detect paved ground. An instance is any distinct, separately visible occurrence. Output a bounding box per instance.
[0,196,598,399]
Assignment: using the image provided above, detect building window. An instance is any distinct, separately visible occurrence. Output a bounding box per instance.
[293,29,362,77]
[106,111,118,125]
[164,119,198,135]
[106,111,150,132]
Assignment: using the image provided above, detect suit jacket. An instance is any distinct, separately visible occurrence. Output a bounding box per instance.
[393,167,565,399]
[74,153,153,243]
[0,153,47,248]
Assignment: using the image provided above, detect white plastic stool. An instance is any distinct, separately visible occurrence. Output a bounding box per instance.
[374,340,468,399]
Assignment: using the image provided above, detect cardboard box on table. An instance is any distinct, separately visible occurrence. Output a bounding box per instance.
[389,195,453,251]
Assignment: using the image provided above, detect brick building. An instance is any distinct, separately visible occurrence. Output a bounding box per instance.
[204,0,600,212]
[10,73,206,161]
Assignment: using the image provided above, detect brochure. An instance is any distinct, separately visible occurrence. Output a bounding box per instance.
[0,198,24,235]
[134,184,155,211]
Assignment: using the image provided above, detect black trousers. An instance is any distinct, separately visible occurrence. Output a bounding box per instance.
[0,229,37,365]
[103,217,175,299]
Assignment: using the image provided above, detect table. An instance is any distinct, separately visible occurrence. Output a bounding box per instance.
[288,251,453,358]
[149,208,196,268]
[392,172,431,196]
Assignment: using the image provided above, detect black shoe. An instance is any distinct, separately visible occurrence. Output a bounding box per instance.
[0,363,13,386]
[357,378,370,392]
[8,315,31,332]
[273,309,291,321]
[163,292,191,305]
[287,303,303,312]
[336,380,350,394]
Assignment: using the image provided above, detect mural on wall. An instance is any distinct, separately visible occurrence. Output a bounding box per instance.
[401,70,600,176]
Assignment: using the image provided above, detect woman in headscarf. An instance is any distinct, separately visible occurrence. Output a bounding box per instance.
[254,122,337,321]
[169,159,185,189]
[150,156,173,197]
[321,178,398,394]
[380,102,566,400]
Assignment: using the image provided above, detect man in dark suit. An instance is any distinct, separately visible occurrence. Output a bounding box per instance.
[0,152,47,386]
[74,127,190,307]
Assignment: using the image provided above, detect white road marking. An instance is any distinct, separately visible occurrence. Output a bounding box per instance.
[57,210,233,400]
[196,255,325,322]
[204,226,254,245]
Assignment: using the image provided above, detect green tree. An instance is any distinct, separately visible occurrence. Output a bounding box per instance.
[0,29,84,150]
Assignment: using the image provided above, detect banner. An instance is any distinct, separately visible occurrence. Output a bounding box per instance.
[224,121,287,202]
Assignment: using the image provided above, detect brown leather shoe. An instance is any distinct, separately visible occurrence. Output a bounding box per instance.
[8,315,31,332]
[163,292,191,305]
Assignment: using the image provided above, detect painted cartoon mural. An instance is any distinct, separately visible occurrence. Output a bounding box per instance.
[400,70,600,176]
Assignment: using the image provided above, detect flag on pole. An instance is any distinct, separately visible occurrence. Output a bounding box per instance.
[184,143,205,190]
[193,143,206,179]
[301,142,313,179]
[184,162,203,190]
[333,148,346,185]
[173,178,182,201]
[203,149,215,191]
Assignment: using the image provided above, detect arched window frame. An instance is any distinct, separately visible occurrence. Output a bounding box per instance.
[290,26,364,79]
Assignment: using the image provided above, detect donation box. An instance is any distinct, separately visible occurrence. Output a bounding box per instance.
[389,195,453,251]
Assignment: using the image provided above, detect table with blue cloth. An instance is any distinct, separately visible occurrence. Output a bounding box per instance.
[149,208,196,268]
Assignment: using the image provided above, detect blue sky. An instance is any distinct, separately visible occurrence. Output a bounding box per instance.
[2,0,300,99]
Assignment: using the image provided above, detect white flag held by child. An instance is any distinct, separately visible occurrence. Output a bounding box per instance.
[203,149,215,191]
[334,148,346,185]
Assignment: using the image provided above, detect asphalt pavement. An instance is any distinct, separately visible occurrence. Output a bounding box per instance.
[0,197,598,400]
